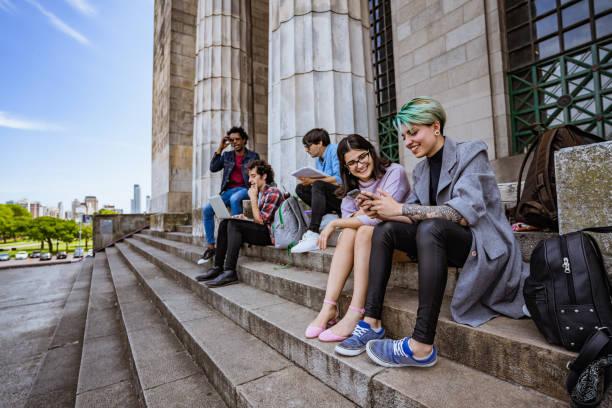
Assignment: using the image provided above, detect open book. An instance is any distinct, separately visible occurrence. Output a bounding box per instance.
[291,167,328,179]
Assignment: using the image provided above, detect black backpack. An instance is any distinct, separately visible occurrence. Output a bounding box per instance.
[524,227,612,351]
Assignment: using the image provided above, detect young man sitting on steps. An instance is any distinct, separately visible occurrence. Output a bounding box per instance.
[195,160,284,287]
[291,128,342,254]
[198,126,260,265]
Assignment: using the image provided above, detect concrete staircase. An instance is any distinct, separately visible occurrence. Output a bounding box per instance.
[73,225,570,407]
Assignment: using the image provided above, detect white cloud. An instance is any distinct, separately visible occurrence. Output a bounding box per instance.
[25,0,90,46]
[64,0,96,16]
[0,0,16,13]
[0,111,64,132]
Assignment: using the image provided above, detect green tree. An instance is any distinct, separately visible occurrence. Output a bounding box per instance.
[6,204,30,218]
[81,225,93,250]
[29,217,60,253]
[0,205,13,243]
[57,220,78,251]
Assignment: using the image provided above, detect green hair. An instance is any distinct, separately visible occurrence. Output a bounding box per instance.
[394,96,446,134]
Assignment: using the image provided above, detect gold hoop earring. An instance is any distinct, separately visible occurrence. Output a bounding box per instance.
[434,130,440,136]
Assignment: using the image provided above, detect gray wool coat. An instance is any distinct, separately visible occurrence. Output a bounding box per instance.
[406,136,528,327]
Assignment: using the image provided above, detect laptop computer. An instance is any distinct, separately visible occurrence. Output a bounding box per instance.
[209,195,231,219]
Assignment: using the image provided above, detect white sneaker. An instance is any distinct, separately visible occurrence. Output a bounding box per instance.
[196,258,209,265]
[291,230,320,253]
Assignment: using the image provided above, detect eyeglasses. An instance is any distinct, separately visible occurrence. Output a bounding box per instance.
[345,151,370,168]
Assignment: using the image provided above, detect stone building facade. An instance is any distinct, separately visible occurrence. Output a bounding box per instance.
[151,0,611,234]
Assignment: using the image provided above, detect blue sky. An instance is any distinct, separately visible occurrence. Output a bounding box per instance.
[0,0,153,213]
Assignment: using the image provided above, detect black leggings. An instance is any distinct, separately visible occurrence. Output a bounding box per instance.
[365,219,472,344]
[295,180,341,233]
[214,219,272,271]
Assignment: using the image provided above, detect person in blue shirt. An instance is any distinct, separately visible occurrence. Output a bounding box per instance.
[292,128,343,253]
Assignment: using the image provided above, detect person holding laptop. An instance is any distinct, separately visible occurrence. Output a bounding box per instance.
[291,128,342,254]
[195,160,284,287]
[198,126,260,265]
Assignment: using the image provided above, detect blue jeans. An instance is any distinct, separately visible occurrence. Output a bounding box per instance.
[203,187,249,245]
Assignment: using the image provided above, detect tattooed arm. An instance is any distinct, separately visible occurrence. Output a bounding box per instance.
[401,204,467,225]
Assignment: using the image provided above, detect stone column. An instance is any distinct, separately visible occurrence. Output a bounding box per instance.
[192,0,252,236]
[268,0,377,192]
[151,0,197,214]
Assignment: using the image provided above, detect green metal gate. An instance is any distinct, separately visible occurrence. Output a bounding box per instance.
[508,39,612,153]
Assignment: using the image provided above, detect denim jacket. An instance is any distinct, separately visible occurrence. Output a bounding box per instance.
[210,148,260,193]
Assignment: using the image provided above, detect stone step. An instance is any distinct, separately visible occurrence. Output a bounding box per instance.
[25,259,93,408]
[136,231,459,297]
[123,236,563,407]
[144,226,553,263]
[75,253,139,407]
[139,229,554,297]
[112,242,356,408]
[235,259,574,400]
[103,247,227,407]
[128,234,572,400]
[175,224,193,234]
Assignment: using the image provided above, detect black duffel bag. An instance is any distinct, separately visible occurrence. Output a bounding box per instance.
[524,227,612,351]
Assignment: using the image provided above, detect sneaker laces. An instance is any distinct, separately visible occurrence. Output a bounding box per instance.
[392,339,410,358]
[352,325,368,338]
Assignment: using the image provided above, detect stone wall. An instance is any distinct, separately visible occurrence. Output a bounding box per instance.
[390,0,509,174]
[555,142,612,271]
[151,0,197,214]
[93,214,150,251]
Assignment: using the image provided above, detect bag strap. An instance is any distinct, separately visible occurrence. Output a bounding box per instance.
[582,226,612,234]
[515,133,542,218]
[567,328,612,393]
[534,128,559,215]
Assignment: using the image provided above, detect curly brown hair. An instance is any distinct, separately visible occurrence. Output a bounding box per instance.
[247,159,275,184]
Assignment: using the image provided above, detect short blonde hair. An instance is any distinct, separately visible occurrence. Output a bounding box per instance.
[394,97,446,134]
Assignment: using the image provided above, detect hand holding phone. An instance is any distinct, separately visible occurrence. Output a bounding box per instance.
[347,189,361,199]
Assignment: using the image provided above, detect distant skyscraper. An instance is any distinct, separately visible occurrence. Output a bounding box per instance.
[58,202,64,219]
[84,196,98,215]
[145,195,151,213]
[72,199,80,219]
[29,202,42,218]
[132,184,141,213]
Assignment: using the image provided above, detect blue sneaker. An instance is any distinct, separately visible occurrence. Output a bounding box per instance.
[335,320,385,356]
[366,337,438,368]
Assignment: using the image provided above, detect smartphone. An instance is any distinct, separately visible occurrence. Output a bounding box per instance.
[347,189,361,199]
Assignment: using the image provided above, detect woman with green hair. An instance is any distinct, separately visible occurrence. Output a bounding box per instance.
[335,96,527,367]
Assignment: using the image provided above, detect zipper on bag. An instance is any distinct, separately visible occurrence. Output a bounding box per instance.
[560,235,577,304]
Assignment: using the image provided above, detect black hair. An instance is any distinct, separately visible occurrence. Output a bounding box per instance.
[227,126,249,141]
[335,134,390,197]
[247,159,275,184]
[302,128,330,147]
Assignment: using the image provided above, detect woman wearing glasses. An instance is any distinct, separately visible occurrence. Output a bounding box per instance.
[304,134,410,353]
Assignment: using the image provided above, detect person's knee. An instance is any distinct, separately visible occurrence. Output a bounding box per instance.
[229,193,244,209]
[355,225,374,246]
[312,180,327,191]
[372,222,396,246]
[416,219,447,243]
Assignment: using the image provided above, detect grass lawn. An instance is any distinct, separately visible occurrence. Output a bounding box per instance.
[0,239,92,256]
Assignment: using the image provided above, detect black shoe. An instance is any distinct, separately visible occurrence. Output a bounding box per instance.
[196,247,216,265]
[205,270,238,288]
[196,266,222,282]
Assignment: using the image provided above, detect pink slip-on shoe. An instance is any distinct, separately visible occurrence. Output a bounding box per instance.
[305,299,339,339]
[318,305,365,342]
